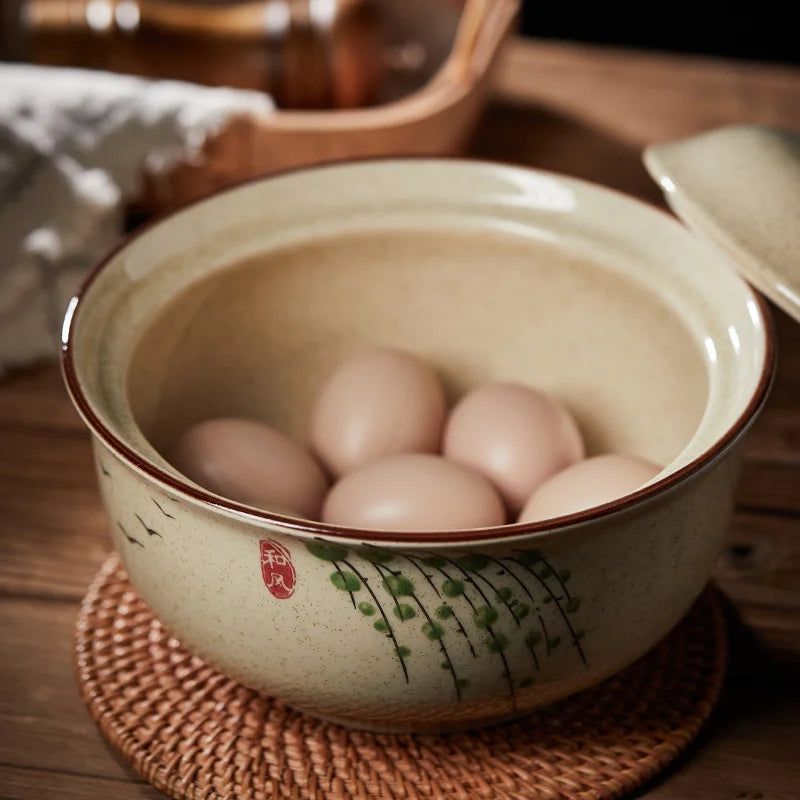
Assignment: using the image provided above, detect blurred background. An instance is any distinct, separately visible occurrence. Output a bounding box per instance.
[519,5,797,65]
[3,0,797,83]
[2,0,794,220]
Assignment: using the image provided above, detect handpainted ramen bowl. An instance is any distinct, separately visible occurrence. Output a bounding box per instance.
[62,158,773,732]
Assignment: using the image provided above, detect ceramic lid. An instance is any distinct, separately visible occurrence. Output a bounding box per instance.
[644,124,800,323]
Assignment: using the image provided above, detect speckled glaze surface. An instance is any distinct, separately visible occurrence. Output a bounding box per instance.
[645,124,800,323]
[63,160,773,732]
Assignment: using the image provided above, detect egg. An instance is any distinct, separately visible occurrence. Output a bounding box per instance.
[169,418,328,519]
[443,382,584,514]
[310,348,446,476]
[322,453,506,531]
[518,453,661,523]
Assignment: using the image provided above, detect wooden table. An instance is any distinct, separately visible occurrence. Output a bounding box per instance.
[1,39,799,800]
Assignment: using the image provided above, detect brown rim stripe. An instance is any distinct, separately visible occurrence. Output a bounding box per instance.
[61,157,777,545]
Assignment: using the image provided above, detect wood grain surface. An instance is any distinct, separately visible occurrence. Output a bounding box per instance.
[1,38,799,800]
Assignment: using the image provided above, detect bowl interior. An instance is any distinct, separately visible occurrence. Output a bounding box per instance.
[66,160,769,533]
[127,227,707,471]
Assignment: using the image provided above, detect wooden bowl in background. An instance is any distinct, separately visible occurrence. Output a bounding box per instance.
[138,0,519,210]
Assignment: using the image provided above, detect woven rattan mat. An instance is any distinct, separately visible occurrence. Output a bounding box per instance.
[75,555,727,800]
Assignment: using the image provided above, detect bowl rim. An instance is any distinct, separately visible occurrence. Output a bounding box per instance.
[61,156,777,545]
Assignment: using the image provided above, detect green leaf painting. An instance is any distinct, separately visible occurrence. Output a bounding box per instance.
[305,539,588,706]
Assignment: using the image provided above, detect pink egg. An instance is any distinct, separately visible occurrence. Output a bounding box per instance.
[322,453,506,532]
[170,418,328,519]
[443,383,584,514]
[518,454,661,523]
[310,348,446,476]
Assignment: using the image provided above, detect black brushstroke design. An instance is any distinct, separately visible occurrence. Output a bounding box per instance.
[540,555,573,602]
[331,561,357,609]
[485,556,543,671]
[342,559,410,684]
[462,566,521,627]
[404,554,477,658]
[117,522,143,548]
[507,556,587,664]
[151,498,175,519]
[439,556,516,711]
[539,614,552,655]
[402,554,441,598]
[374,563,461,700]
[134,514,162,538]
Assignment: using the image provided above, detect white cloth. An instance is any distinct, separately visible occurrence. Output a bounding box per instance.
[0,64,274,375]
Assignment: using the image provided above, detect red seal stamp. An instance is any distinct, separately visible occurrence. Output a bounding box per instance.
[259,539,296,599]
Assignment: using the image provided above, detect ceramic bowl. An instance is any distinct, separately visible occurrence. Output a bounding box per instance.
[62,159,773,733]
